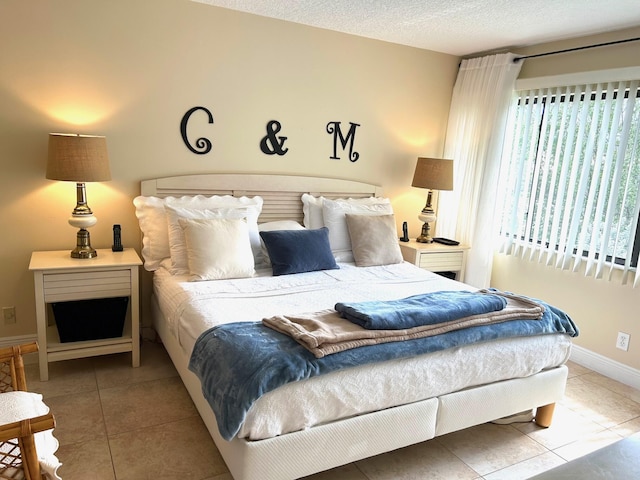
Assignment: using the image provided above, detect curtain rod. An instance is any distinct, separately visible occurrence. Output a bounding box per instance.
[513,36,640,62]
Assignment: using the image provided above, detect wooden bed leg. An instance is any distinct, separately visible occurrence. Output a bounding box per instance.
[535,403,556,427]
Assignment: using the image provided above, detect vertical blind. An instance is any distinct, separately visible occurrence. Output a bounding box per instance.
[496,80,640,286]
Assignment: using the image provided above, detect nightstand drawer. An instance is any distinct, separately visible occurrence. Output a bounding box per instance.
[43,270,132,302]
[418,251,464,271]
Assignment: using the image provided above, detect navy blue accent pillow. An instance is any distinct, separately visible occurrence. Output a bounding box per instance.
[259,227,339,276]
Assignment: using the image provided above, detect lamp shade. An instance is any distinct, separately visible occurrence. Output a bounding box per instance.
[411,157,453,191]
[47,133,111,182]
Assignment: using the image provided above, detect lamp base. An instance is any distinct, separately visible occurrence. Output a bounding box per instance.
[417,192,437,244]
[71,228,97,259]
[416,222,434,243]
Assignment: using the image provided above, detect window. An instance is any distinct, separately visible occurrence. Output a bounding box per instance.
[496,79,640,285]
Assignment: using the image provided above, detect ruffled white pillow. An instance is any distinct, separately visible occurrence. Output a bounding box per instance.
[301,193,325,229]
[133,196,171,271]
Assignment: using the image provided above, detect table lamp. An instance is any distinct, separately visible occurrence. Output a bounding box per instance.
[46,133,111,258]
[411,157,453,243]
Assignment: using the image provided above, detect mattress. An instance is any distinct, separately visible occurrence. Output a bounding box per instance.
[153,261,573,440]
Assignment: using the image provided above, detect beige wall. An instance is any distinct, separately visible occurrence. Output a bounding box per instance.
[492,27,640,370]
[0,0,459,337]
[3,0,637,373]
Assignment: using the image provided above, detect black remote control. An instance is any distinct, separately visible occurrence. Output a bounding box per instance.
[433,237,460,246]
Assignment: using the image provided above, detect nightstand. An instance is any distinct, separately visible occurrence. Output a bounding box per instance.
[29,248,142,381]
[399,240,470,282]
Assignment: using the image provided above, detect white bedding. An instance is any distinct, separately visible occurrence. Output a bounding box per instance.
[153,261,572,440]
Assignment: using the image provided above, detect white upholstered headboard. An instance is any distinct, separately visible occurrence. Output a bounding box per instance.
[140,174,383,223]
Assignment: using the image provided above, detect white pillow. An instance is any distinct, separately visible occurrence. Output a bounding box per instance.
[322,197,393,262]
[258,220,304,232]
[258,220,305,265]
[179,218,255,281]
[301,194,325,229]
[133,194,263,272]
[302,194,392,230]
[165,196,262,275]
[133,196,171,271]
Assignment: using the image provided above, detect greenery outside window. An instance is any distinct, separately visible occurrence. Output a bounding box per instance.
[496,79,640,285]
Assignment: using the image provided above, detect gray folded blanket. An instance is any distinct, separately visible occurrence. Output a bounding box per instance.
[263,290,545,358]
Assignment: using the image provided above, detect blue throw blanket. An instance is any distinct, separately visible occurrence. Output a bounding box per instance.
[188,296,578,441]
[335,290,508,329]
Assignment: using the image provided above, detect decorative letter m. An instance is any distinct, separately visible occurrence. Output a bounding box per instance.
[326,121,360,162]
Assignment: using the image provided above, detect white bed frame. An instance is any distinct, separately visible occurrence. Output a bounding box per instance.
[141,173,568,480]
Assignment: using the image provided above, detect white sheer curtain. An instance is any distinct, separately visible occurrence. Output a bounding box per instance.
[496,80,640,286]
[437,53,522,288]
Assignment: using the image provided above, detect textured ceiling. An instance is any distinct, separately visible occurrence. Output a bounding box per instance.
[193,0,640,56]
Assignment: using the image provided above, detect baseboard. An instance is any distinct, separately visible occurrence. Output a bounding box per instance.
[0,334,38,348]
[0,334,39,364]
[570,344,640,390]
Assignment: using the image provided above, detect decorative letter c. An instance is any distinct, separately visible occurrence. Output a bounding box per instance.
[180,106,214,155]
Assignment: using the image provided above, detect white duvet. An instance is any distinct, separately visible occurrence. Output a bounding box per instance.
[153,262,572,440]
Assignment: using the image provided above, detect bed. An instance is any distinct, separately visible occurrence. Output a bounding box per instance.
[135,173,576,480]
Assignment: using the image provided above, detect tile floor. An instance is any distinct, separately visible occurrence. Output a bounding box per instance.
[24,341,640,480]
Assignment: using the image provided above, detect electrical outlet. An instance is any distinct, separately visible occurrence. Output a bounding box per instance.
[3,306,16,325]
[616,332,630,351]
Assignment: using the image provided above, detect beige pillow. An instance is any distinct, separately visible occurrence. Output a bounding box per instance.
[322,197,393,262]
[345,214,404,267]
[179,217,255,281]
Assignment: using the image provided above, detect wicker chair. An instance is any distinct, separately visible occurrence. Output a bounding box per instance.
[0,342,56,480]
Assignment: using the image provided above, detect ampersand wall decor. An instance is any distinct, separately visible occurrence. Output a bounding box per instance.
[180,106,214,155]
[260,120,289,155]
